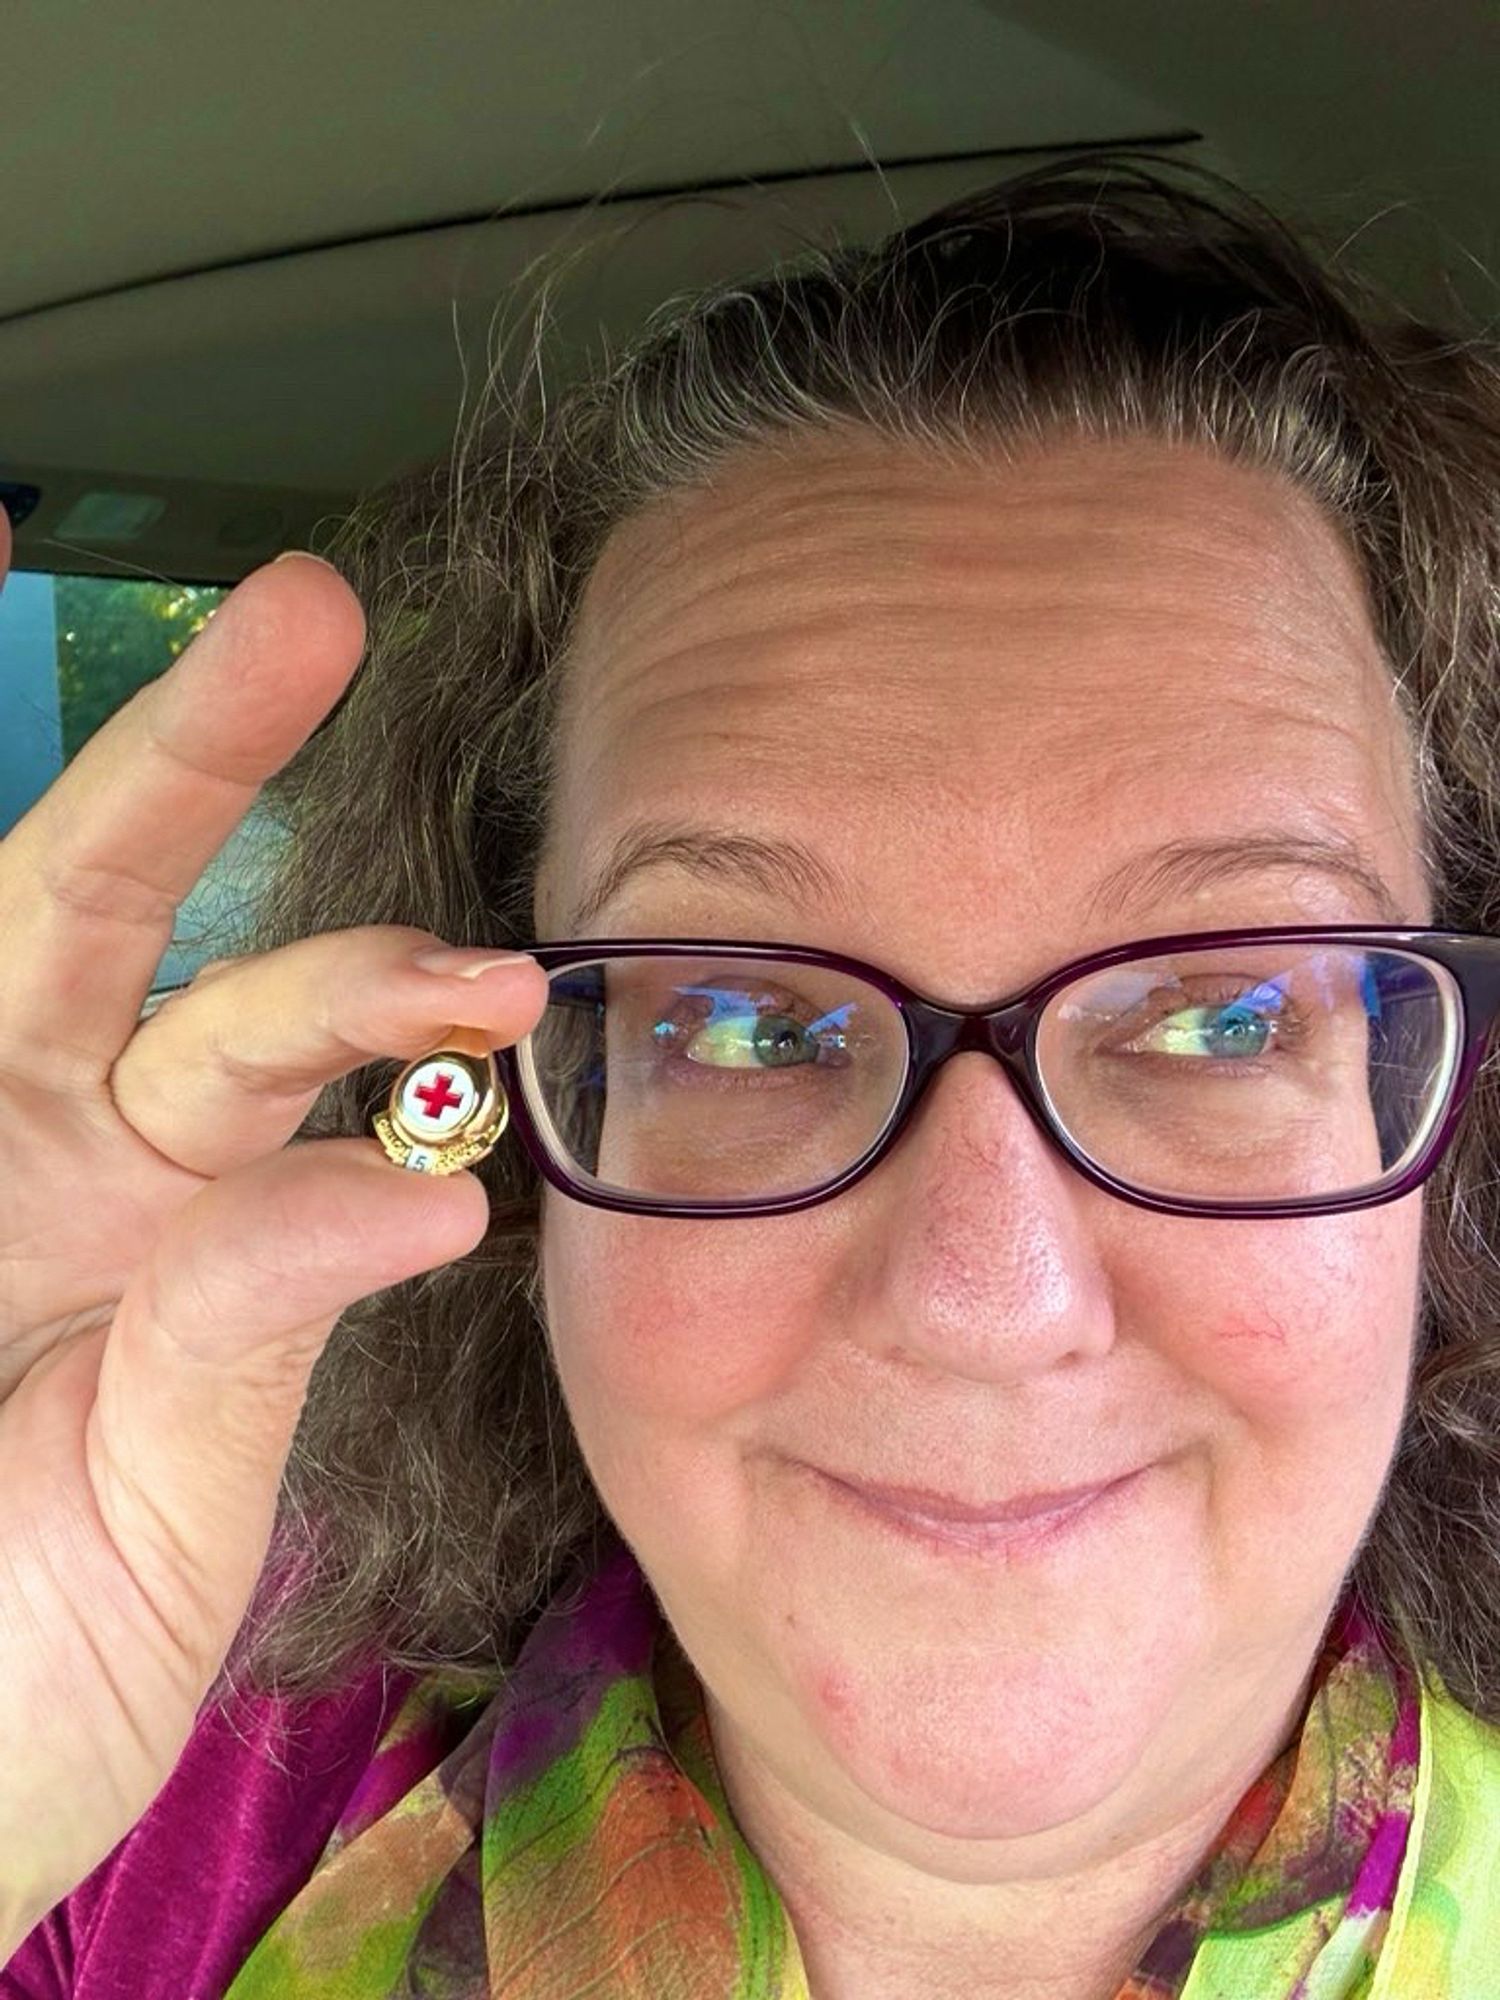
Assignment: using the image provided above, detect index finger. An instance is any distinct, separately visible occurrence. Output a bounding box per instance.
[0,555,367,1077]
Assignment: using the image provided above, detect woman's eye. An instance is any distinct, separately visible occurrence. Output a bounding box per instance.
[1123,998,1279,1061]
[646,984,854,1071]
[668,1008,820,1068]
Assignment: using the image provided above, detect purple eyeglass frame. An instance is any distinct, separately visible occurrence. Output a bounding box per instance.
[491,924,1500,1222]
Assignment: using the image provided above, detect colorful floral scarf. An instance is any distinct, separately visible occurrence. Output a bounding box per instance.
[224,1528,1420,2000]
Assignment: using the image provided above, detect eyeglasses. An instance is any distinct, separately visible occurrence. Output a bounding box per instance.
[489,926,1500,1220]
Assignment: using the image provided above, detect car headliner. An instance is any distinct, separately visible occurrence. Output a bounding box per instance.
[0,0,1494,584]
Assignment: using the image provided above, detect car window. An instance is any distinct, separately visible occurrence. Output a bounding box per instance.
[0,568,282,993]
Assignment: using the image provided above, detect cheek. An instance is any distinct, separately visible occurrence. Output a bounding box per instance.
[540,1192,832,1436]
[1119,1199,1422,1455]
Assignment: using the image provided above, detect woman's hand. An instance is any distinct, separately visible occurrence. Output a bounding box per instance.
[0,518,548,1950]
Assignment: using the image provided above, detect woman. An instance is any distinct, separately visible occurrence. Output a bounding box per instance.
[3,155,1500,1999]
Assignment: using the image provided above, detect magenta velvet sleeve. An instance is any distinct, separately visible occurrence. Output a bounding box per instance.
[1,1656,425,2000]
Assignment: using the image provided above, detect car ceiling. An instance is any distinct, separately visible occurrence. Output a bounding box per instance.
[1,0,1495,585]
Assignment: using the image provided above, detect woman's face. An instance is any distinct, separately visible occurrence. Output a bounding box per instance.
[533,432,1428,1872]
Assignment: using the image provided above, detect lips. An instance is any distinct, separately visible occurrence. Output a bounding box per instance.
[821,1471,1129,1524]
[803,1461,1145,1557]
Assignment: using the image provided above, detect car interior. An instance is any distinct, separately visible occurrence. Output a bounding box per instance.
[1,0,1494,993]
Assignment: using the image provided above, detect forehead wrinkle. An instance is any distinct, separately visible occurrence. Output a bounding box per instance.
[575,588,1365,741]
[574,558,1387,776]
[565,682,963,850]
[586,427,1379,629]
[560,649,1418,929]
[567,614,1402,837]
[573,426,1385,665]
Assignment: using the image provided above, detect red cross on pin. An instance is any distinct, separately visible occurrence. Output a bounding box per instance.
[399,1058,479,1136]
[414,1072,464,1119]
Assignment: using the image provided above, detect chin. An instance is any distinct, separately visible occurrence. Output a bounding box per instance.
[780,1627,1173,1851]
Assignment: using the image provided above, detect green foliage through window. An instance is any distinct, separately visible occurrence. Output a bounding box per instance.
[54,577,228,759]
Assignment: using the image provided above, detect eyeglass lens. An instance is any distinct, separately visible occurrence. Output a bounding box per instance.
[517,946,1460,1207]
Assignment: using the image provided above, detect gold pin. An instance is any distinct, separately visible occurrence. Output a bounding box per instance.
[372,1024,510,1175]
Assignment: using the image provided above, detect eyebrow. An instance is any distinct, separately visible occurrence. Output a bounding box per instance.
[1083,831,1407,926]
[564,822,861,932]
[562,819,1407,934]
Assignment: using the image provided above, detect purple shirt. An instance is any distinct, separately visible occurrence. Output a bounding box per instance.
[2,1657,427,2000]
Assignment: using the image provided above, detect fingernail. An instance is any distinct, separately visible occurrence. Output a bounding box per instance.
[272,549,340,572]
[412,947,535,979]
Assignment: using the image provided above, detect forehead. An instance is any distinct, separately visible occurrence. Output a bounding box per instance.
[539,431,1425,974]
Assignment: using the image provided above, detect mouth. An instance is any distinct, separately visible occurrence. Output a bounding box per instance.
[807,1465,1145,1557]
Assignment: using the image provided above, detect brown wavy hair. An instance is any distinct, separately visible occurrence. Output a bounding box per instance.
[212,152,1500,1722]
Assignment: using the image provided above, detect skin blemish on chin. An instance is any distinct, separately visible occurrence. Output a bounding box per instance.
[815,1666,857,1720]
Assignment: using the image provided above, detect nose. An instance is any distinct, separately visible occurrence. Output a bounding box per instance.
[844,1051,1117,1385]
